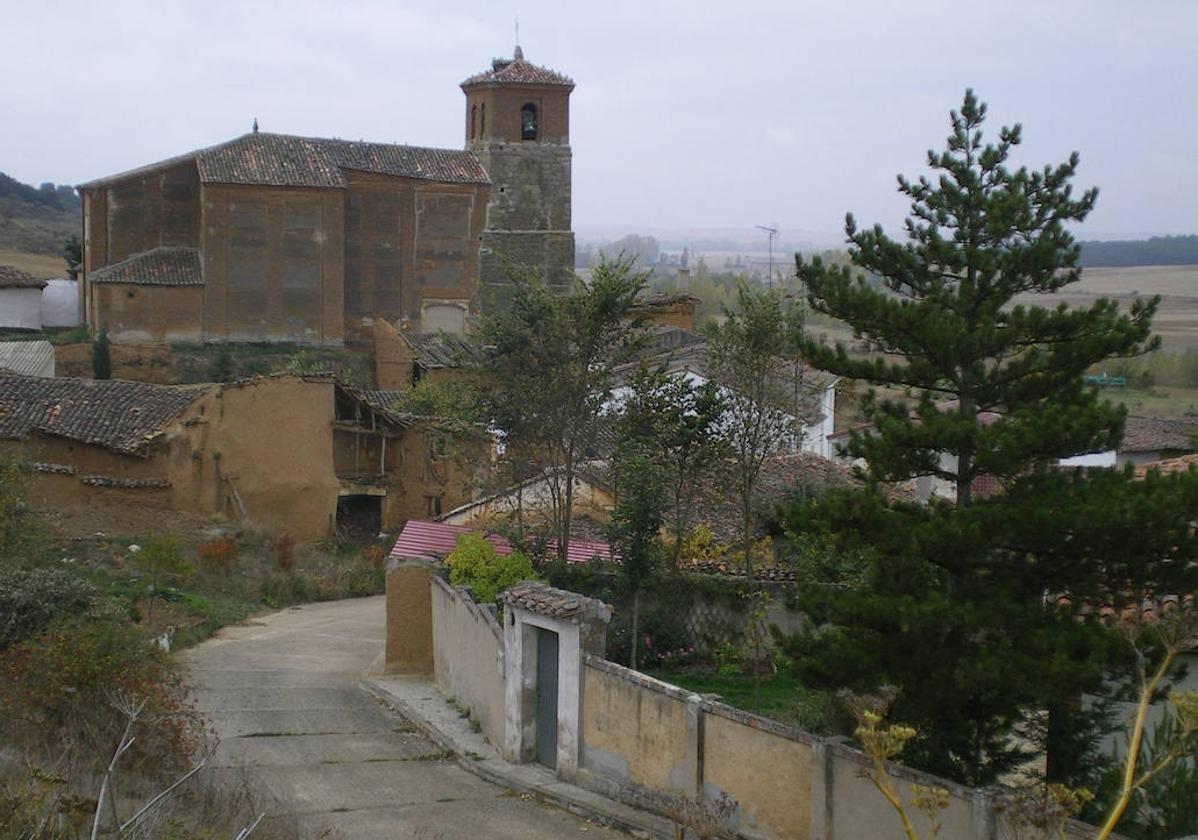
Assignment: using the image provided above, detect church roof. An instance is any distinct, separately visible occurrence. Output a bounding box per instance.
[79,133,489,191]
[90,247,203,287]
[462,50,573,88]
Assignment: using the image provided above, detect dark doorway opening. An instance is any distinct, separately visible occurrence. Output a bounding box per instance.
[535,627,560,768]
[335,495,382,543]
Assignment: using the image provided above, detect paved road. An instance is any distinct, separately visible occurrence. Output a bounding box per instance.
[182,596,626,839]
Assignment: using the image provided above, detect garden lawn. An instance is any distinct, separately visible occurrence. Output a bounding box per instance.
[647,668,838,734]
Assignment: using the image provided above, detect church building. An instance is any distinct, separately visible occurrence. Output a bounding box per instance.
[75,48,575,345]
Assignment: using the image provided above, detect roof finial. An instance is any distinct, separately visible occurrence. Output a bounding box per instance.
[514,16,522,60]
[252,117,259,134]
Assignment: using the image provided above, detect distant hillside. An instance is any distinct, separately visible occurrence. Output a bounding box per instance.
[1079,234,1198,268]
[0,171,78,257]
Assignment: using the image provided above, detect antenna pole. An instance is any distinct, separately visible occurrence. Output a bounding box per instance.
[755,224,779,289]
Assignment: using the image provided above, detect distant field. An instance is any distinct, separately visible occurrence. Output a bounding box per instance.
[0,248,65,279]
[1017,265,1198,350]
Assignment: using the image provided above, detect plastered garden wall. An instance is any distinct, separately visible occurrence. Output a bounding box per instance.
[429,575,507,748]
[386,566,1119,840]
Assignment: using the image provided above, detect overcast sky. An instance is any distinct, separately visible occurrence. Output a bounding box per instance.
[3,0,1194,244]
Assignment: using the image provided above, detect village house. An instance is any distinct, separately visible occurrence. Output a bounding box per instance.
[371,318,487,391]
[609,334,840,458]
[0,371,486,540]
[440,451,912,560]
[0,265,47,331]
[75,48,576,345]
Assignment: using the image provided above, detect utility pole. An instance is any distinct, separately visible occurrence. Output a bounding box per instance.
[755,224,778,288]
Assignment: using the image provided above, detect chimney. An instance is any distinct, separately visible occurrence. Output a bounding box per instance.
[676,267,690,293]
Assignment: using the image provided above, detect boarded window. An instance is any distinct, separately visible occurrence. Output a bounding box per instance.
[281,203,322,332]
[228,201,267,333]
[422,302,466,334]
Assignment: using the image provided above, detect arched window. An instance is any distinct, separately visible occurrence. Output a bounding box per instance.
[471,105,477,139]
[480,104,486,137]
[521,102,538,141]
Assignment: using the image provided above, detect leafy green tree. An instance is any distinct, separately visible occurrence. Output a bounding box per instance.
[478,257,651,560]
[63,234,81,273]
[92,328,112,380]
[133,536,191,627]
[797,89,1156,507]
[390,378,484,424]
[782,90,1189,787]
[616,365,726,570]
[704,282,813,580]
[609,438,666,670]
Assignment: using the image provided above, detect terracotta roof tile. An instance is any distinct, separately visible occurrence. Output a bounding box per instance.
[502,580,610,621]
[1134,452,1198,479]
[389,518,612,565]
[690,452,914,545]
[197,133,344,188]
[0,373,209,456]
[80,133,489,191]
[0,265,47,289]
[1121,415,1198,454]
[462,53,573,88]
[89,247,202,287]
[324,139,488,185]
[399,331,487,369]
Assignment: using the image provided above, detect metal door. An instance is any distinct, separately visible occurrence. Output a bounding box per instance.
[535,627,559,768]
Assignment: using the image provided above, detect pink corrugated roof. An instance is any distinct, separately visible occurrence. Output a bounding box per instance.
[389,519,611,564]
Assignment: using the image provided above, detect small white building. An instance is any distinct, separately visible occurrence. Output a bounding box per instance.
[40,278,80,328]
[0,266,47,331]
[609,332,840,459]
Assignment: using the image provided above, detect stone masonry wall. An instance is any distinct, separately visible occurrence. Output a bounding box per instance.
[473,141,574,303]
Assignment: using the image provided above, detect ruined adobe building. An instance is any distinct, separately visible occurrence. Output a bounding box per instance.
[0,372,485,540]
[76,48,574,344]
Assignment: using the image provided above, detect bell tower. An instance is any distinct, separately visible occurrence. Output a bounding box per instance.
[463,46,575,310]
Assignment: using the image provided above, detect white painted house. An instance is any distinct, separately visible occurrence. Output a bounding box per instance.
[0,266,47,331]
[40,278,81,328]
[608,331,840,458]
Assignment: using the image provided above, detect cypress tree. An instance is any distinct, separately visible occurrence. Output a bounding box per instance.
[92,329,112,380]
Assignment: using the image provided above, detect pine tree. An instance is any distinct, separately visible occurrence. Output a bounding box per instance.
[780,90,1193,787]
[797,89,1157,505]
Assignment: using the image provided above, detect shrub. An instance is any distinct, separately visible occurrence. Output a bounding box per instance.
[273,534,295,572]
[362,543,387,570]
[0,454,30,550]
[0,618,208,774]
[447,532,534,603]
[0,568,104,649]
[207,344,235,382]
[196,534,238,572]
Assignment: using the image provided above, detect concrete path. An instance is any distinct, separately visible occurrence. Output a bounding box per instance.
[182,596,628,839]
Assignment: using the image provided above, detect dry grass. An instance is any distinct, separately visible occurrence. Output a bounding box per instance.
[0,247,66,279]
[1017,265,1198,351]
